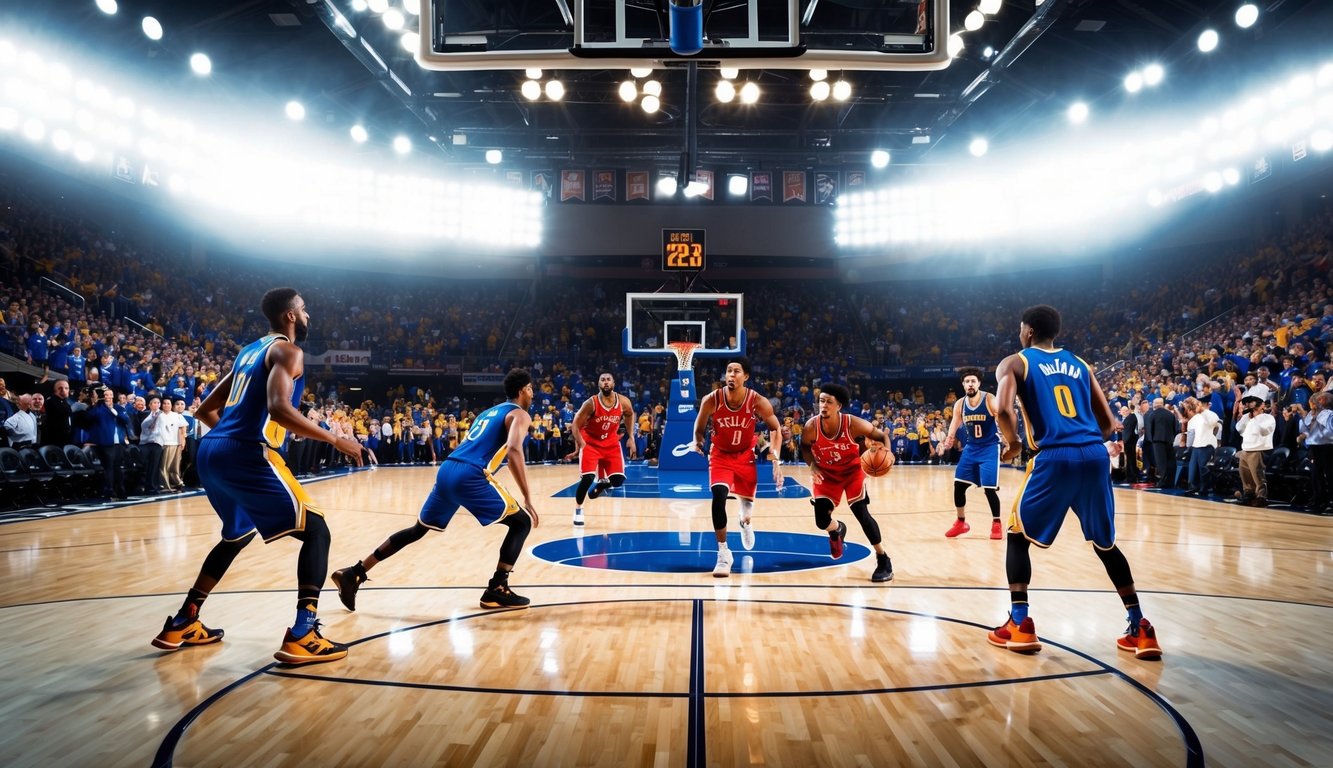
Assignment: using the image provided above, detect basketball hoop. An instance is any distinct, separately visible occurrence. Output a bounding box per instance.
[666,341,701,371]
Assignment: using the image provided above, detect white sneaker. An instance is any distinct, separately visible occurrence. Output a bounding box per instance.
[713,547,733,578]
[739,516,755,551]
[573,508,584,526]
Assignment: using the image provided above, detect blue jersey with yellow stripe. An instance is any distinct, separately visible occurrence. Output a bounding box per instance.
[206,334,303,449]
[449,401,519,472]
[961,395,999,447]
[1017,347,1102,450]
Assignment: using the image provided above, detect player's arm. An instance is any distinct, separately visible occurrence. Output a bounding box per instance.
[504,408,538,524]
[621,395,637,459]
[994,354,1024,462]
[850,415,896,472]
[799,417,824,483]
[691,392,716,455]
[564,399,594,459]
[1087,374,1116,440]
[755,395,784,482]
[942,398,964,450]
[265,342,363,465]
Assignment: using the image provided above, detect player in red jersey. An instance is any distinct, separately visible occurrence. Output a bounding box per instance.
[801,383,895,582]
[691,356,784,577]
[566,372,636,526]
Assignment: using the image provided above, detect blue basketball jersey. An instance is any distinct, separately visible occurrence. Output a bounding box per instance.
[1017,347,1102,449]
[450,401,520,472]
[206,334,303,450]
[961,395,999,447]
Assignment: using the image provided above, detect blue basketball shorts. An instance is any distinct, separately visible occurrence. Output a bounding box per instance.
[1009,444,1116,549]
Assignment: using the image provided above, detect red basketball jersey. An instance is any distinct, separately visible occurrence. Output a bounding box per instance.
[810,414,861,474]
[581,394,623,446]
[709,388,758,454]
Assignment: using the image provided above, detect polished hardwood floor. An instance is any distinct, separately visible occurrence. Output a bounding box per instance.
[0,463,1329,767]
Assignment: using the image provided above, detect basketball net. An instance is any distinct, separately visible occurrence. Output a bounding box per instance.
[666,341,700,372]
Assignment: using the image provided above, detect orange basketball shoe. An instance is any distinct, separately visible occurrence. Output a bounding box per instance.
[1116,618,1163,660]
[987,615,1042,653]
[274,623,348,665]
[151,615,224,651]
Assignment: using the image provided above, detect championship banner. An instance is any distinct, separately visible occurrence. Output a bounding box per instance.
[750,171,772,202]
[846,171,865,189]
[815,171,839,204]
[532,170,554,199]
[505,170,524,186]
[1249,156,1272,184]
[696,169,714,200]
[560,169,585,201]
[305,350,372,367]
[783,171,806,203]
[593,170,617,201]
[627,171,650,201]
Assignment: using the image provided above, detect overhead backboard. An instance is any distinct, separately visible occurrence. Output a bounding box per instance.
[623,292,745,357]
[419,0,949,72]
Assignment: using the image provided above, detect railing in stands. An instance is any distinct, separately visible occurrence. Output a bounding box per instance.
[1179,305,1240,348]
[123,316,163,341]
[39,276,85,309]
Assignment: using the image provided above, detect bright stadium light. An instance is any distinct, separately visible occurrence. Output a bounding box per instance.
[728,174,747,196]
[141,16,163,41]
[979,0,1002,13]
[969,137,989,157]
[1235,4,1259,29]
[392,134,411,154]
[721,67,739,80]
[1203,172,1223,192]
[189,53,212,75]
[657,175,677,196]
[382,9,405,30]
[521,80,541,100]
[630,67,652,78]
[352,0,369,10]
[641,94,660,113]
[810,69,828,82]
[485,149,502,164]
[285,100,305,120]
[0,106,17,132]
[683,180,707,197]
[403,0,420,15]
[642,80,662,97]
[964,11,985,31]
[618,80,637,102]
[871,149,890,168]
[368,0,389,13]
[22,118,45,142]
[1125,71,1144,93]
[544,80,565,100]
[350,124,368,143]
[1143,63,1164,86]
[715,80,735,103]
[810,81,830,101]
[1222,167,1241,185]
[1197,29,1219,53]
[947,34,965,59]
[525,68,542,80]
[95,0,118,15]
[1312,130,1333,152]
[1067,101,1089,124]
[832,80,852,101]
[401,32,419,52]
[740,82,760,104]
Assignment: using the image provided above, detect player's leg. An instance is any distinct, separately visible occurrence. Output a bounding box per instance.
[590,446,625,499]
[709,457,735,576]
[466,470,535,609]
[811,496,845,558]
[1071,445,1161,659]
[947,450,978,537]
[846,478,892,582]
[274,512,349,665]
[982,445,1003,540]
[733,459,758,551]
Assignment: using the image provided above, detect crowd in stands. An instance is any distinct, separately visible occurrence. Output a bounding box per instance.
[2,179,1330,511]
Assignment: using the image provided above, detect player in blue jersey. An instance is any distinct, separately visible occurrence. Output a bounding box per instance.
[988,305,1162,660]
[151,288,367,665]
[332,369,539,610]
[941,367,1004,540]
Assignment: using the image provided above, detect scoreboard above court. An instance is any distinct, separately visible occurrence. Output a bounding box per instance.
[661,229,706,272]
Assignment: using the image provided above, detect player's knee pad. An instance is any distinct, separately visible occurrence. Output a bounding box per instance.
[812,498,834,530]
[501,508,533,535]
[608,474,625,488]
[292,512,330,546]
[711,485,730,530]
[1095,544,1134,589]
[849,499,881,545]
[954,480,970,508]
[983,488,1001,516]
[575,474,595,502]
[1006,533,1032,585]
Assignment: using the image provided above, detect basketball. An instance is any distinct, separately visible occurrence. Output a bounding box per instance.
[861,446,894,477]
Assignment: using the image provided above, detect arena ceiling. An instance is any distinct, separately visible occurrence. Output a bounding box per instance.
[14,0,1333,171]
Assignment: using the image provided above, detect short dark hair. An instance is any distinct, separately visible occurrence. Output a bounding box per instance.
[504,368,532,399]
[820,383,849,407]
[726,355,752,376]
[261,287,300,329]
[959,367,983,383]
[1022,305,1061,342]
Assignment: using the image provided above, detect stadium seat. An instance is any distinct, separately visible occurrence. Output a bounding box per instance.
[16,447,58,502]
[0,447,33,509]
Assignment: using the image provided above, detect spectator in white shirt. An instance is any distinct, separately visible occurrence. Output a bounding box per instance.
[1297,393,1333,512]
[158,397,188,492]
[1183,397,1222,497]
[3,393,38,447]
[139,396,166,493]
[1235,395,1276,507]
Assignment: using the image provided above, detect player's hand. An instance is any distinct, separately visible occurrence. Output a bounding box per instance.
[811,468,825,484]
[1001,443,1022,462]
[942,436,955,451]
[334,435,365,466]
[564,450,578,462]
[523,500,539,527]
[628,443,637,460]
[880,448,896,474]
[690,440,705,456]
[770,456,783,485]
